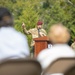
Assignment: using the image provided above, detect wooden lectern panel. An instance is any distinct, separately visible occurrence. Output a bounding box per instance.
[34,36,49,57]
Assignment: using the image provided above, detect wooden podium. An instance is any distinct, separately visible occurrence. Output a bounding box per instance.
[34,36,49,57]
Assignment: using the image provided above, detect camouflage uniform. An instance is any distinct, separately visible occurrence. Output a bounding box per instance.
[23,27,47,46]
[71,42,75,51]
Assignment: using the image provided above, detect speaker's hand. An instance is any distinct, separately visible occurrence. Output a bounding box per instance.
[22,22,25,29]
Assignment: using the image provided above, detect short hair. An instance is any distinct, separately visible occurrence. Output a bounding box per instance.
[48,23,70,44]
[0,7,14,27]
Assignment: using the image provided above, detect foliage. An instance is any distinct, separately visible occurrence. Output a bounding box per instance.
[0,0,75,46]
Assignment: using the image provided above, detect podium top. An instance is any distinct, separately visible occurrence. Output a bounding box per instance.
[33,36,49,41]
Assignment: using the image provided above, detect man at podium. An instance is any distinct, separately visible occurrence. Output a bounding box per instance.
[22,20,47,55]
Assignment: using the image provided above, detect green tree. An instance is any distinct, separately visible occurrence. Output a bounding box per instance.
[0,0,75,45]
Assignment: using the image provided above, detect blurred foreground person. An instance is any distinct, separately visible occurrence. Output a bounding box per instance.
[0,7,30,61]
[37,23,75,69]
[71,39,75,51]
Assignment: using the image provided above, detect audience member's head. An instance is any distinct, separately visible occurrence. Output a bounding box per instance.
[0,7,13,27]
[48,23,70,44]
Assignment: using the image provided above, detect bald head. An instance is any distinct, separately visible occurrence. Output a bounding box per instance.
[48,23,70,44]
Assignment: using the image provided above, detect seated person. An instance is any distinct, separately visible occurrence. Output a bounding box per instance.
[71,38,75,51]
[0,7,30,61]
[37,23,75,70]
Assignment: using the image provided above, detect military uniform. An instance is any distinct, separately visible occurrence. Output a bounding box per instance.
[23,27,47,46]
[71,42,75,50]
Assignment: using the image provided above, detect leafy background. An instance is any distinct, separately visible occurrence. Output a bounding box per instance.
[0,0,75,48]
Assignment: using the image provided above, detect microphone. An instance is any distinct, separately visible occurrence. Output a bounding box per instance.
[38,28,41,37]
